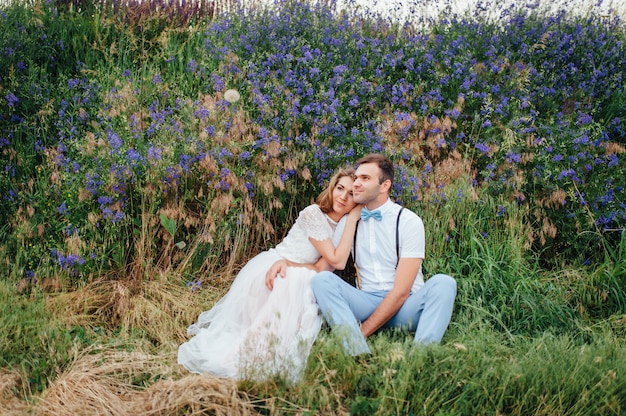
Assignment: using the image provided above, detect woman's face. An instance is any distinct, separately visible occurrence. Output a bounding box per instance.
[331,175,357,216]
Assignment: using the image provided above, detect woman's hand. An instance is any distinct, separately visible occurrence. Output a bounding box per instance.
[348,204,363,222]
[265,259,289,290]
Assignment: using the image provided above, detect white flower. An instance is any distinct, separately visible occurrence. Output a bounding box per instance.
[224,89,241,103]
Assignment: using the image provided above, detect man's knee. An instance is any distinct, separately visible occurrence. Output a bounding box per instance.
[430,274,457,298]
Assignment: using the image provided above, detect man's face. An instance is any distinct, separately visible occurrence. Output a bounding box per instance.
[352,162,384,205]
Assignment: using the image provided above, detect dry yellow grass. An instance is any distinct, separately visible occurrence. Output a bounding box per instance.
[3,276,265,415]
[0,368,30,415]
[33,347,256,415]
[46,279,226,346]
[3,247,301,415]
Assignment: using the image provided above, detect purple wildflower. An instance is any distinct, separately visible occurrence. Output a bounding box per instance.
[476,143,490,154]
[5,93,18,108]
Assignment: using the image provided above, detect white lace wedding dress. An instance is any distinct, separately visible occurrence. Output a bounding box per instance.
[177,204,339,384]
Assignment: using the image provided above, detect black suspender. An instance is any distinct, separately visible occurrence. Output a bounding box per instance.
[353,207,404,289]
[395,208,403,261]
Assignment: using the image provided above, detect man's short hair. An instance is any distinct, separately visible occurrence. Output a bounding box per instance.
[356,153,394,185]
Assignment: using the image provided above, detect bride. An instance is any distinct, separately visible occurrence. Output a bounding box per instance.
[178,166,361,384]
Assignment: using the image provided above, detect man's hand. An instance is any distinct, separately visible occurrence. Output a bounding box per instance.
[265,259,289,290]
[359,257,421,337]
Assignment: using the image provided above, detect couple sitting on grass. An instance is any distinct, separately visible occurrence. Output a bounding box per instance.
[177,153,457,384]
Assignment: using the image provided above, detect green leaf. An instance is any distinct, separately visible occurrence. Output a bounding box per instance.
[159,213,177,238]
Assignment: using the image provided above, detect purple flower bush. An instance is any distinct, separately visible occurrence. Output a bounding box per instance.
[0,0,624,282]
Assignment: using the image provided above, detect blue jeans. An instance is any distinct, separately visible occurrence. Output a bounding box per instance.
[311,272,457,356]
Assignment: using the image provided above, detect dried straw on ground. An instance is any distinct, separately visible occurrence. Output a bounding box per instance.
[31,277,253,414]
[35,347,256,416]
[136,375,256,415]
[46,279,225,346]
[0,369,30,415]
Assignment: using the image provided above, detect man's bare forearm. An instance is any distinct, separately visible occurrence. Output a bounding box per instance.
[360,289,409,336]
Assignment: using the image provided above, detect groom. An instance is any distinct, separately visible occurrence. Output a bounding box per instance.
[311,153,457,356]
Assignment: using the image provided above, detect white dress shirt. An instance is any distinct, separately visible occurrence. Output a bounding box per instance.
[333,199,425,292]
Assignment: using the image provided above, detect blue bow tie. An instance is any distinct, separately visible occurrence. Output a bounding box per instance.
[361,207,382,221]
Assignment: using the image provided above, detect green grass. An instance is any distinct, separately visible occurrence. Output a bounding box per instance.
[0,280,86,394]
[237,327,626,414]
[1,218,623,414]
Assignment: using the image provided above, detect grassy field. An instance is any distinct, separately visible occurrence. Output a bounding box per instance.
[0,0,625,414]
